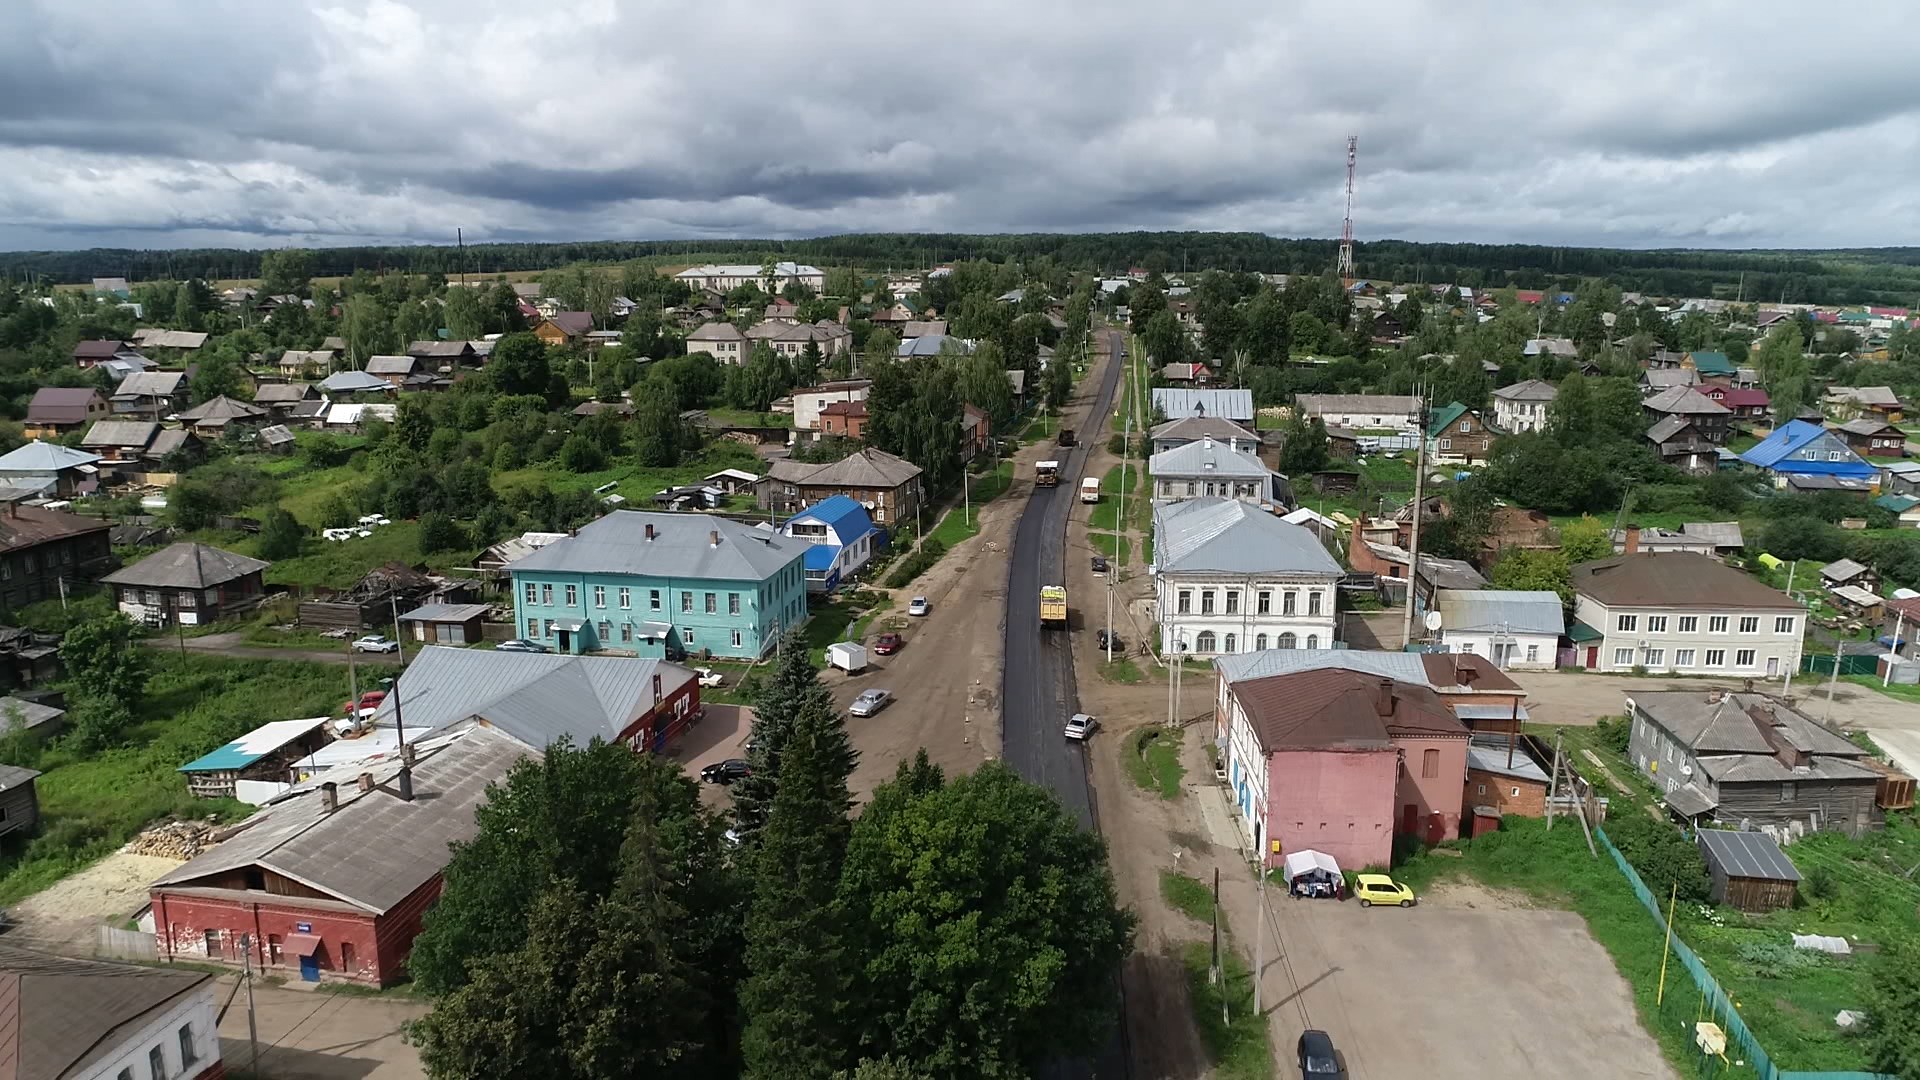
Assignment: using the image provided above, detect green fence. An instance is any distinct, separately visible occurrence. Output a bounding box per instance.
[1800,653,1880,677]
[1594,826,1896,1080]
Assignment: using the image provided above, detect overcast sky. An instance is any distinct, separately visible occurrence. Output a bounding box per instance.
[3,0,1917,253]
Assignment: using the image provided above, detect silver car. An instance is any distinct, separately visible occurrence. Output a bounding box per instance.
[1064,713,1098,740]
[848,688,893,717]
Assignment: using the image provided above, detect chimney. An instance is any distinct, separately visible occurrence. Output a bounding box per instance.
[1455,659,1478,686]
[1374,678,1395,717]
[397,766,414,802]
[1623,524,1641,555]
[1202,434,1214,449]
[356,772,374,793]
[652,672,663,704]
[319,781,338,813]
[645,523,655,541]
[1707,687,1725,704]
[709,529,720,547]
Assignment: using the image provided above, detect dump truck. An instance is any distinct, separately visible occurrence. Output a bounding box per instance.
[1036,460,1061,487]
[1039,585,1068,628]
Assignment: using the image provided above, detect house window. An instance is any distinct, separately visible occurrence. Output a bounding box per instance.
[1645,648,1664,667]
[1225,592,1239,615]
[597,620,611,641]
[1705,648,1725,666]
[650,589,662,610]
[565,584,577,606]
[704,592,717,614]
[1829,450,1843,462]
[1675,649,1696,666]
[1510,787,1521,798]
[1678,616,1698,633]
[621,623,634,642]
[1646,616,1667,633]
[1308,592,1322,616]
[148,1045,166,1080]
[1775,616,1794,633]
[1477,784,1487,795]
[1739,616,1759,633]
[1256,633,1269,650]
[1257,591,1272,615]
[1422,748,1439,778]
[1201,592,1215,615]
[1614,648,1634,665]
[1460,420,1472,434]
[682,628,695,644]
[1780,782,1796,802]
[179,1023,198,1066]
[545,620,557,638]
[732,629,744,648]
[593,586,605,609]
[1616,614,1637,632]
[1736,648,1756,667]
[523,582,536,604]
[1224,633,1237,652]
[1186,481,1196,496]
[1283,591,1297,615]
[526,618,539,637]
[1525,644,1539,662]
[1440,438,1452,449]
[1305,634,1319,649]
[682,592,693,613]
[1278,632,1297,648]
[1195,631,1217,653]
[730,593,741,615]
[619,587,631,609]
[1708,616,1728,633]
[1177,590,1192,614]
[541,584,553,605]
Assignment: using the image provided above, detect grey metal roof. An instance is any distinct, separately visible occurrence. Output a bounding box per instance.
[1630,692,1865,758]
[765,447,922,490]
[510,511,805,581]
[1294,393,1420,417]
[1680,521,1745,547]
[1153,498,1341,577]
[1492,379,1557,402]
[1153,388,1255,422]
[176,394,265,423]
[1149,439,1272,479]
[81,420,158,449]
[101,542,269,589]
[1644,386,1731,415]
[1641,369,1698,389]
[1465,737,1549,783]
[1646,415,1694,443]
[154,726,528,912]
[0,697,63,733]
[1697,829,1801,883]
[0,441,101,473]
[319,370,394,393]
[1665,783,1718,818]
[1434,589,1565,636]
[1,943,213,1080]
[399,602,490,622]
[364,354,417,374]
[1150,415,1257,443]
[148,428,193,457]
[369,645,695,750]
[1821,558,1869,582]
[113,371,186,398]
[1215,649,1429,686]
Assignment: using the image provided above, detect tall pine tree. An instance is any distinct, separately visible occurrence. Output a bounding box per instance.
[732,628,858,843]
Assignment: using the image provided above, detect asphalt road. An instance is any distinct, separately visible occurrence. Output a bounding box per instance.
[1001,328,1129,1079]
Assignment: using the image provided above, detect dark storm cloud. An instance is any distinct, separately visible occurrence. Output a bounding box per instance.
[0,0,1917,250]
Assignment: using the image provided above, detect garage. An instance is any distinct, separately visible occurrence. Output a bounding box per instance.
[396,602,490,645]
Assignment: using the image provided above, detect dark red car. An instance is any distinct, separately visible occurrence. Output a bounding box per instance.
[872,632,904,655]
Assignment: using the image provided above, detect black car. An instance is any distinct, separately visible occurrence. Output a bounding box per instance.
[1091,554,1109,573]
[1297,1029,1343,1077]
[701,758,751,785]
[1095,628,1123,651]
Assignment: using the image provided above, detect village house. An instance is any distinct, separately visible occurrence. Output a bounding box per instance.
[152,726,528,986]
[111,370,189,419]
[1627,689,1884,834]
[818,399,870,439]
[1491,379,1556,434]
[278,348,336,376]
[102,542,269,627]
[0,441,103,499]
[1464,735,1552,820]
[1294,393,1421,432]
[1150,414,1260,456]
[72,338,132,367]
[1640,368,1698,395]
[81,419,198,465]
[1432,589,1564,670]
[1823,386,1904,422]
[687,321,750,364]
[1569,549,1801,676]
[1161,362,1213,385]
[1828,418,1906,458]
[781,495,880,593]
[177,716,332,801]
[364,354,424,388]
[533,311,594,347]
[1153,388,1256,424]
[175,394,267,438]
[758,446,924,527]
[0,502,112,613]
[1149,435,1286,509]
[0,943,224,1079]
[1426,402,1490,465]
[253,382,319,418]
[407,339,477,367]
[1740,419,1877,489]
[1700,385,1771,420]
[1642,386,1731,444]
[1152,498,1342,657]
[23,386,111,439]
[1606,522,1745,559]
[1646,414,1722,476]
[791,380,871,433]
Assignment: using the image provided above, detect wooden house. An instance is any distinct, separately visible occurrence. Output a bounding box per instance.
[1696,829,1799,914]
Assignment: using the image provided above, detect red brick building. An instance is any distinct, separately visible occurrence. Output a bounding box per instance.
[819,399,870,440]
[150,727,526,986]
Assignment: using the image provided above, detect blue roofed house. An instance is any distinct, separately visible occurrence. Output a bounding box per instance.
[780,495,880,593]
[508,511,809,659]
[1740,419,1877,490]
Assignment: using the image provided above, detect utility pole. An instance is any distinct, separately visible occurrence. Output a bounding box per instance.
[1886,607,1906,688]
[1824,634,1845,723]
[1252,849,1267,1015]
[1783,560,1801,695]
[1545,729,1564,829]
[241,934,261,1077]
[1400,389,1427,650]
[390,593,405,664]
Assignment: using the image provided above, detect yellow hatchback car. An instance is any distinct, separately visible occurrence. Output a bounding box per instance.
[1353,873,1416,908]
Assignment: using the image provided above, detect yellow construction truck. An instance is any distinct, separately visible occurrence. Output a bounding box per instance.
[1039,585,1068,628]
[1036,460,1060,487]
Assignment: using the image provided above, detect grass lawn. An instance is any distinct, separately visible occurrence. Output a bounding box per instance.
[1088,499,1122,532]
[1098,656,1143,683]
[702,407,792,429]
[493,441,764,506]
[1180,941,1273,1080]
[1099,463,1135,495]
[926,461,1014,548]
[1088,533,1133,563]
[802,600,863,665]
[0,654,385,906]
[1160,870,1215,924]
[1843,673,1920,703]
[1122,725,1184,798]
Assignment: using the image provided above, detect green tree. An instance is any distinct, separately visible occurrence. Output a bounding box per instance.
[341,292,396,364]
[488,332,553,398]
[442,285,487,341]
[836,760,1135,1078]
[257,508,306,560]
[1277,414,1330,476]
[633,376,688,467]
[418,512,466,554]
[955,346,1015,430]
[1141,308,1183,366]
[188,351,247,404]
[320,494,357,528]
[59,614,148,711]
[1557,517,1612,565]
[260,248,314,297]
[1490,547,1573,605]
[1864,939,1920,1077]
[733,628,857,843]
[394,396,435,451]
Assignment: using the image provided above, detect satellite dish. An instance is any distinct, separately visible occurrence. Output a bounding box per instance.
[1423,611,1443,632]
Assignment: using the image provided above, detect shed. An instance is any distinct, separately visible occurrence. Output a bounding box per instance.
[0,764,40,840]
[1696,829,1800,913]
[177,716,331,800]
[397,602,490,645]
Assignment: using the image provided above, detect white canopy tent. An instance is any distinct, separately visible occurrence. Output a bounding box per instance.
[1282,849,1341,883]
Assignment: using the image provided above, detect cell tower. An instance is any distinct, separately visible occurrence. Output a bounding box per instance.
[1335,135,1357,282]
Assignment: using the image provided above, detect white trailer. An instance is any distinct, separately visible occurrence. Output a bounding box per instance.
[826,641,868,673]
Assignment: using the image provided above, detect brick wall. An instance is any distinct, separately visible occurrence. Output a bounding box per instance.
[153,890,390,985]
[1464,768,1547,817]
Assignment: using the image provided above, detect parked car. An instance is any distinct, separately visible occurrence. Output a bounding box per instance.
[1091,554,1109,574]
[693,666,725,688]
[1297,1029,1343,1076]
[701,758,751,784]
[872,632,904,655]
[848,688,893,717]
[907,596,930,616]
[1353,874,1415,908]
[496,639,550,653]
[351,634,399,653]
[1064,712,1099,740]
[1095,628,1123,651]
[341,689,386,717]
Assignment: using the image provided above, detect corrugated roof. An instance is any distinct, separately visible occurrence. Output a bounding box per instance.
[1573,552,1799,611]
[155,726,528,912]
[1644,386,1730,416]
[765,447,922,490]
[102,542,269,590]
[1665,783,1717,818]
[1689,350,1735,374]
[1150,415,1256,442]
[176,394,265,423]
[786,495,876,544]
[1293,393,1418,418]
[1153,388,1255,422]
[1434,589,1565,636]
[1230,669,1463,751]
[80,420,158,449]
[1833,418,1900,437]
[24,387,102,425]
[511,510,804,581]
[398,602,490,623]
[0,441,100,473]
[364,355,417,375]
[1631,692,1864,758]
[1215,649,1428,686]
[319,370,394,394]
[0,943,212,1080]
[1646,415,1695,443]
[113,371,186,398]
[1149,439,1271,479]
[178,717,328,773]
[1492,379,1557,402]
[1697,829,1801,883]
[1821,558,1869,582]
[1153,498,1341,576]
[1465,737,1549,782]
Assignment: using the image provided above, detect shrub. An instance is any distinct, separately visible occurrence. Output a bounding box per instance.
[883,539,947,588]
[1593,716,1631,755]
[1604,811,1711,903]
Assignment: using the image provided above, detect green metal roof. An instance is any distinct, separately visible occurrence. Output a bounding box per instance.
[1688,351,1734,375]
[1875,494,1920,512]
[1426,401,1470,437]
[1567,620,1604,643]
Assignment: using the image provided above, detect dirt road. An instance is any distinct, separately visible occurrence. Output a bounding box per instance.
[141,631,407,666]
[217,978,427,1079]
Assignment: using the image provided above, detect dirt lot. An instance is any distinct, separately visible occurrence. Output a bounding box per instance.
[8,850,184,954]
[219,978,428,1080]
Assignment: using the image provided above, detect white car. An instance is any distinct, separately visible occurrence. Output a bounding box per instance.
[351,635,399,654]
[907,597,930,616]
[848,688,893,717]
[1064,713,1098,740]
[693,666,725,688]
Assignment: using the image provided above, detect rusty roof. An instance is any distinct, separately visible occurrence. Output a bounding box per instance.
[1230,669,1464,752]
[0,504,110,553]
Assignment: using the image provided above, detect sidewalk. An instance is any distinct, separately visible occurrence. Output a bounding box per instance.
[216,977,426,1079]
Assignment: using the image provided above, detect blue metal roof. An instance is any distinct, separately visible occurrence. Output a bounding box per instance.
[178,717,327,773]
[790,495,875,544]
[802,544,839,571]
[1741,420,1876,479]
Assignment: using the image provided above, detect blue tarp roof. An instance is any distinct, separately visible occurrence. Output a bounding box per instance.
[1741,420,1877,479]
[802,545,839,571]
[789,494,876,544]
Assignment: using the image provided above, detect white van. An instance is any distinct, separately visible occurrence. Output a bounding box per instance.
[1080,476,1101,504]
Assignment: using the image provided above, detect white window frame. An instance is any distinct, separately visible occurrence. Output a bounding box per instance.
[1739,616,1759,634]
[1617,614,1637,632]
[619,587,631,609]
[1775,616,1794,633]
[1675,648,1696,667]
[1613,647,1634,665]
[1708,616,1728,633]
[1646,615,1667,633]
[1677,616,1698,633]
[1705,648,1725,667]
[593,585,605,609]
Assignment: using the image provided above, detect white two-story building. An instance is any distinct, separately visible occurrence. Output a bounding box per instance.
[1152,498,1341,657]
[1491,379,1557,434]
[1570,552,1802,677]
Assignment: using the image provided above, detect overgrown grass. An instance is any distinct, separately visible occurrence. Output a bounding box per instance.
[1123,725,1184,799]
[1160,870,1215,924]
[0,655,383,906]
[1179,941,1274,1080]
[1098,657,1143,684]
[1843,673,1920,703]
[701,407,793,429]
[926,461,1014,548]
[1088,532,1133,564]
